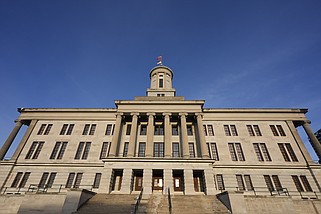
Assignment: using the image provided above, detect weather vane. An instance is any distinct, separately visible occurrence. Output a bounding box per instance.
[156,56,163,66]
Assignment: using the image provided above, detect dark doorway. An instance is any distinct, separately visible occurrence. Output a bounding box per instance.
[111,169,123,191]
[133,169,143,191]
[152,169,164,192]
[173,170,184,192]
[193,170,206,193]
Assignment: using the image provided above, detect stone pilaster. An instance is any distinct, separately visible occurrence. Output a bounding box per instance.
[146,113,155,157]
[196,113,209,159]
[180,113,189,159]
[99,166,113,194]
[204,168,215,195]
[163,113,172,158]
[163,169,173,194]
[143,169,152,195]
[184,169,194,195]
[120,168,132,194]
[0,120,23,160]
[109,113,123,157]
[128,113,139,157]
[302,121,321,161]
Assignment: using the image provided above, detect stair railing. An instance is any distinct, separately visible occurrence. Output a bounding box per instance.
[133,188,143,214]
[168,187,172,214]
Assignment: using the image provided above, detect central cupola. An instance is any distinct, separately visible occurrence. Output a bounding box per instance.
[146,66,176,97]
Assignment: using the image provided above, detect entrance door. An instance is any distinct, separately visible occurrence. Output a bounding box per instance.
[173,177,182,191]
[194,177,200,192]
[135,176,143,191]
[152,177,163,191]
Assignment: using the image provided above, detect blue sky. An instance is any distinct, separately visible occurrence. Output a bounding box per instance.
[1,0,321,160]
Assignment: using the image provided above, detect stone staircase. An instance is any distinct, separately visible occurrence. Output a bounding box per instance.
[74,193,230,214]
[74,194,137,214]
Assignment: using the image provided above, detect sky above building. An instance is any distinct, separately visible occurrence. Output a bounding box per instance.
[1,0,321,160]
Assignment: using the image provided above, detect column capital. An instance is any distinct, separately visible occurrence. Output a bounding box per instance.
[14,119,22,124]
[162,112,172,117]
[179,112,188,117]
[195,113,204,118]
[130,112,139,117]
[147,112,156,117]
[115,112,123,117]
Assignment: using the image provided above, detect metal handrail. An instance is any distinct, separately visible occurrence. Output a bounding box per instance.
[168,187,172,214]
[133,188,143,214]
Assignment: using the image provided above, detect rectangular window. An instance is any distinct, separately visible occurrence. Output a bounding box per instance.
[276,125,286,136]
[253,143,271,161]
[138,142,146,157]
[66,173,75,188]
[37,124,46,135]
[203,125,207,136]
[100,142,110,159]
[236,175,245,191]
[207,142,219,161]
[37,124,53,135]
[126,124,132,135]
[47,173,57,188]
[224,125,238,136]
[50,142,68,159]
[123,142,129,157]
[60,124,74,135]
[292,175,304,192]
[224,125,231,136]
[228,143,245,161]
[75,142,91,160]
[82,124,90,135]
[154,124,164,135]
[264,175,282,192]
[74,173,83,188]
[272,175,283,190]
[188,143,195,158]
[300,175,313,192]
[57,142,68,159]
[140,125,147,135]
[247,125,262,136]
[216,174,225,190]
[270,125,286,136]
[159,79,163,88]
[278,143,298,162]
[208,125,214,136]
[105,124,113,135]
[89,124,96,135]
[253,125,262,136]
[264,175,274,191]
[230,125,238,136]
[25,141,44,159]
[19,172,31,188]
[172,143,180,157]
[172,125,178,136]
[93,173,102,188]
[82,124,96,135]
[43,124,52,135]
[154,142,164,157]
[247,125,255,136]
[11,172,23,188]
[38,172,49,188]
[244,175,254,190]
[187,125,193,136]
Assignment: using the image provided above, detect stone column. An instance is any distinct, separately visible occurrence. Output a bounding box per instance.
[99,165,113,193]
[302,121,321,161]
[120,168,132,194]
[128,113,139,157]
[163,113,172,158]
[184,169,194,195]
[11,120,37,160]
[180,113,189,159]
[109,113,123,157]
[286,121,313,163]
[143,169,152,195]
[0,120,23,160]
[204,169,215,195]
[146,113,155,157]
[196,113,209,159]
[163,169,173,194]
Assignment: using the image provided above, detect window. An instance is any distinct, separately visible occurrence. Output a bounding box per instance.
[105,124,113,135]
[140,125,147,135]
[25,141,44,159]
[126,124,132,135]
[203,125,207,136]
[236,174,254,191]
[93,173,102,188]
[154,124,164,135]
[50,142,68,159]
[138,142,146,157]
[37,124,53,135]
[154,142,164,157]
[172,143,180,157]
[188,143,195,158]
[247,125,262,136]
[278,143,298,162]
[292,175,313,192]
[66,173,83,188]
[270,125,286,136]
[172,125,178,136]
[100,142,110,159]
[253,143,271,161]
[244,175,254,190]
[123,142,129,157]
[228,143,245,161]
[253,125,262,136]
[207,142,219,161]
[159,79,163,88]
[224,125,238,136]
[187,125,193,136]
[236,175,245,191]
[82,124,96,135]
[208,125,214,136]
[264,175,283,191]
[75,142,91,160]
[11,172,31,188]
[216,174,225,190]
[60,124,74,135]
[38,172,56,188]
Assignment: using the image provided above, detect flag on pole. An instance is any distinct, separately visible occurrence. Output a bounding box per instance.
[157,56,162,65]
